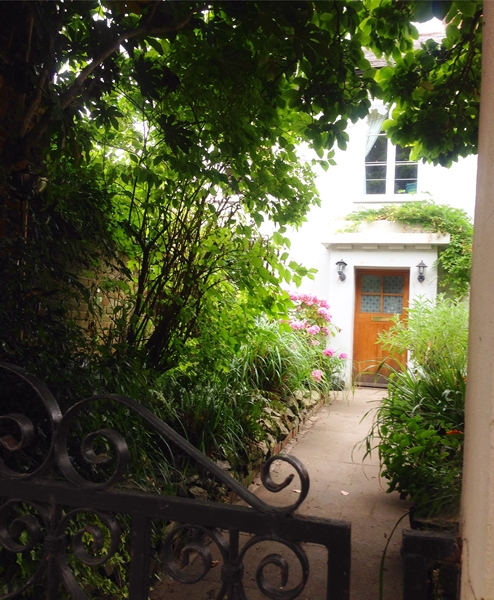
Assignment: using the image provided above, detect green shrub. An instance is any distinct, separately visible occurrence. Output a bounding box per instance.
[378,295,468,374]
[229,319,314,400]
[365,296,468,519]
[155,372,265,474]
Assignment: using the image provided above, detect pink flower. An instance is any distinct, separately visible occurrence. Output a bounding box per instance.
[322,348,335,357]
[289,320,306,331]
[289,292,299,301]
[299,293,317,306]
[339,352,348,359]
[311,369,323,382]
[319,298,330,309]
[321,326,330,336]
[306,325,321,335]
[317,307,332,322]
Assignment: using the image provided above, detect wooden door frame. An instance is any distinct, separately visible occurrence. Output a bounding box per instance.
[352,268,410,386]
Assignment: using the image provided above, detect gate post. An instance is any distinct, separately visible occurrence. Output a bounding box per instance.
[461,2,494,598]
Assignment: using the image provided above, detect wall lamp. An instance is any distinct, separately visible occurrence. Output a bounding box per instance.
[417,260,427,283]
[336,258,347,281]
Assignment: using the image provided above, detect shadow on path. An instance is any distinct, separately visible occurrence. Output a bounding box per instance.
[151,387,411,599]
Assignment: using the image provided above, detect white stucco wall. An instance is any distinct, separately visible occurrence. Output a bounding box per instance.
[290,108,476,288]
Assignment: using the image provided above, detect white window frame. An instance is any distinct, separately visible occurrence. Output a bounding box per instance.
[362,131,418,202]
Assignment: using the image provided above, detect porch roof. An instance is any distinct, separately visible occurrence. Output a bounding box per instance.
[323,230,450,251]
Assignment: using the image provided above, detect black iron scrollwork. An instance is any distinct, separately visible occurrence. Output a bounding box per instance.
[162,524,229,585]
[0,362,352,600]
[55,398,131,490]
[161,524,310,600]
[51,393,309,515]
[0,362,309,514]
[56,509,122,600]
[240,536,309,600]
[0,363,62,479]
[260,455,310,514]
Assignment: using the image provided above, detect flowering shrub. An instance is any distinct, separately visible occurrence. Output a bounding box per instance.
[306,325,321,335]
[288,292,348,392]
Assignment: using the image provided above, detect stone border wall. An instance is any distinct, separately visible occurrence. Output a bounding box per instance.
[225,391,328,502]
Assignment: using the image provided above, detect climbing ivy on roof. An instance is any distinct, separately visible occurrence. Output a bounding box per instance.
[344,201,473,297]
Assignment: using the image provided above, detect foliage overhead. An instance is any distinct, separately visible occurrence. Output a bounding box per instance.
[371,0,483,166]
[0,0,380,175]
[0,0,483,176]
[344,200,473,297]
[0,0,483,375]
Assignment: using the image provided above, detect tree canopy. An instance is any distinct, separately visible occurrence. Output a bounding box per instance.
[373,0,482,166]
[0,0,483,378]
[0,0,482,175]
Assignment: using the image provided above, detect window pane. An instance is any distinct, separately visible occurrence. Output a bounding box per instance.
[361,295,381,313]
[366,180,386,194]
[362,275,381,293]
[367,135,387,163]
[384,276,404,294]
[395,145,412,161]
[395,179,418,194]
[395,164,418,179]
[383,296,403,314]
[366,165,387,179]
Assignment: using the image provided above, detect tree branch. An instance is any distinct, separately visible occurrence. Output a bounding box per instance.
[21,7,198,159]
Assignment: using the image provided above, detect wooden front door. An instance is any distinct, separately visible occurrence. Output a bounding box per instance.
[353,269,409,386]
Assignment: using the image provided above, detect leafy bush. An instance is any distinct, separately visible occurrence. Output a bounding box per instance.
[155,373,265,474]
[364,296,468,519]
[230,320,315,401]
[378,295,468,373]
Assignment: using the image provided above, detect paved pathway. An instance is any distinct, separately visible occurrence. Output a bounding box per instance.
[151,387,411,599]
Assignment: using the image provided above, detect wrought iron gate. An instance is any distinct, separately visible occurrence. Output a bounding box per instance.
[0,362,351,599]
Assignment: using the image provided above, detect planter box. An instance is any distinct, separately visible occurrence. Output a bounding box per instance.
[402,529,461,600]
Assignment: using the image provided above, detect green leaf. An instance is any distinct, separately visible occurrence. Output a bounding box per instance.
[146,37,164,55]
[453,1,477,17]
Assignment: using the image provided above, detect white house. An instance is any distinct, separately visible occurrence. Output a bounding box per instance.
[288,102,477,385]
[286,19,478,386]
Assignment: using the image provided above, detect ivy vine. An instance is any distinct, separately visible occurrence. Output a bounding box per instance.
[344,200,473,297]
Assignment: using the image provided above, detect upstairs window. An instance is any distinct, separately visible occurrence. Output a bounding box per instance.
[365,112,418,195]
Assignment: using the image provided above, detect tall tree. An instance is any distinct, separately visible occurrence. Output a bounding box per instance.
[0,1,483,175]
[0,0,378,373]
[0,1,383,176]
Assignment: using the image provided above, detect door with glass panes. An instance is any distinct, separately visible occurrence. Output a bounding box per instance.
[353,269,409,385]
